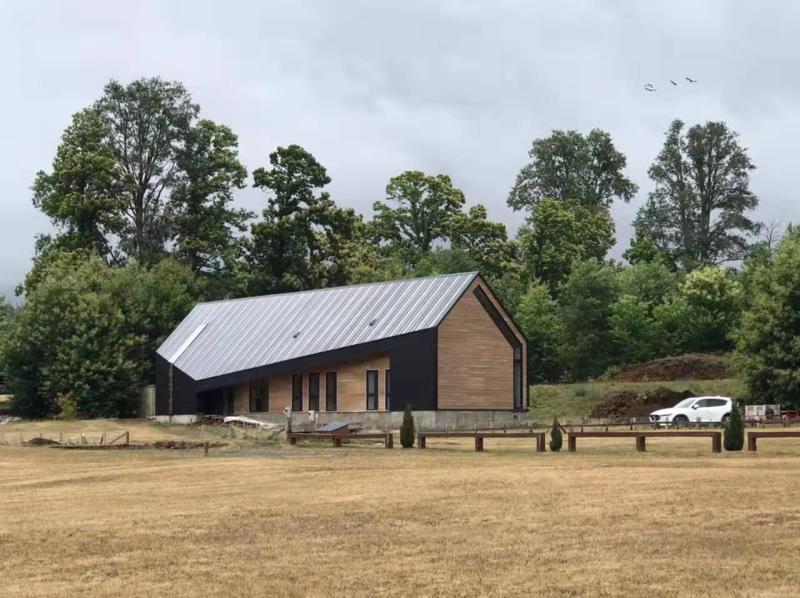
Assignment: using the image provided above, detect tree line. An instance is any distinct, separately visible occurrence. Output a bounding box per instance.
[0,76,797,417]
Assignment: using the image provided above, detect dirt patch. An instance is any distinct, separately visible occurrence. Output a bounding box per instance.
[56,440,228,450]
[608,354,729,382]
[23,437,60,446]
[590,387,695,423]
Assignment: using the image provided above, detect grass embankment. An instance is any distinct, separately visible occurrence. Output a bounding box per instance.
[2,432,800,596]
[531,378,745,423]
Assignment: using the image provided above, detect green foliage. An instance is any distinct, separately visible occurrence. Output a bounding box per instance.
[680,267,741,352]
[2,253,200,418]
[609,295,662,365]
[56,394,78,420]
[631,119,760,270]
[723,401,744,452]
[516,281,564,383]
[400,404,415,448]
[372,171,465,265]
[449,205,519,280]
[549,416,563,452]
[558,260,620,380]
[508,129,637,212]
[519,199,615,292]
[735,233,800,408]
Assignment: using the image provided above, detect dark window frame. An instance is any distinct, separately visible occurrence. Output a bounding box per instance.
[249,378,268,412]
[308,373,320,411]
[325,372,338,411]
[366,370,379,411]
[291,373,303,412]
[384,369,391,411]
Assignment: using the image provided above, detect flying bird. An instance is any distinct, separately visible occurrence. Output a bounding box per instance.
[670,80,678,86]
[685,77,698,83]
[644,83,656,92]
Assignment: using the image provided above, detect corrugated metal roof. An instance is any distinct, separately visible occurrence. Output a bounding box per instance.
[157,271,478,381]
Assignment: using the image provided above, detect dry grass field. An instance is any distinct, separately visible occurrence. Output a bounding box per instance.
[2,422,800,597]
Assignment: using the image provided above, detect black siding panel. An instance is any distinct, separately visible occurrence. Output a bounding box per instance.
[155,355,171,415]
[155,354,200,415]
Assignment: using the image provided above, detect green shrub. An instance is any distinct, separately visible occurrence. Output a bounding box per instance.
[400,404,415,448]
[572,385,588,397]
[56,393,77,420]
[724,401,744,451]
[549,416,563,452]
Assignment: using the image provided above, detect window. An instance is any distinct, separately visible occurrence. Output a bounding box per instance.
[366,370,379,411]
[707,399,728,407]
[513,345,523,410]
[292,373,303,411]
[249,378,268,412]
[384,369,391,411]
[224,387,236,415]
[693,399,709,408]
[308,373,320,411]
[325,372,338,411]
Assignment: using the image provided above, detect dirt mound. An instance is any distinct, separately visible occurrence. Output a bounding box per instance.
[24,437,60,446]
[590,387,695,423]
[608,354,729,382]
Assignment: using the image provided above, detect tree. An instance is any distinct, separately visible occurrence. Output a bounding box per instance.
[680,266,741,353]
[632,120,760,270]
[549,416,563,452]
[515,281,564,383]
[735,232,800,408]
[558,260,619,380]
[617,261,680,307]
[508,129,637,212]
[518,198,615,293]
[400,404,415,448]
[372,171,465,265]
[246,145,364,294]
[2,253,200,418]
[171,119,251,297]
[724,401,744,451]
[609,295,662,365]
[33,77,246,271]
[449,205,519,280]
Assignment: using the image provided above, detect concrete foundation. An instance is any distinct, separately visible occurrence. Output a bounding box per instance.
[251,410,529,431]
[154,414,198,425]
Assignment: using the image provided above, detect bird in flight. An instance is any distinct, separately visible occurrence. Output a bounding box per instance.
[670,80,678,86]
[685,77,698,83]
[644,83,656,92]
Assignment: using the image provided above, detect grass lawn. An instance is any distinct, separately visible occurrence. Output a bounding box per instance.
[1,419,800,596]
[531,378,745,423]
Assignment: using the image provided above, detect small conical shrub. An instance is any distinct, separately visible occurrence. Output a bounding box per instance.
[400,404,415,448]
[724,401,744,451]
[549,416,563,452]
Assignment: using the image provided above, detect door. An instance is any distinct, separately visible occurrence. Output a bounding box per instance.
[705,398,729,422]
[308,373,320,411]
[691,398,711,422]
[292,374,303,412]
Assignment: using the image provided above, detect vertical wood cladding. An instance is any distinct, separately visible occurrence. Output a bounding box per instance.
[437,279,527,409]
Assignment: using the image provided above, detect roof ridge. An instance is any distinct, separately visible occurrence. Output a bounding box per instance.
[194,271,479,306]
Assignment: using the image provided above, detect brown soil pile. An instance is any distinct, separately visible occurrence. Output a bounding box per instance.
[590,387,695,423]
[23,437,60,446]
[608,354,729,382]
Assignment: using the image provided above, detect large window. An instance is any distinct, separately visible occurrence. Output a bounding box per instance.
[308,373,320,411]
[384,369,391,411]
[325,372,338,411]
[249,378,268,412]
[366,370,379,411]
[292,373,303,412]
[224,387,236,415]
[513,345,523,410]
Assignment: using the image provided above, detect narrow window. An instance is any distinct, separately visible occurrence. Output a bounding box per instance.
[292,373,303,412]
[325,372,338,411]
[366,370,379,411]
[249,379,268,412]
[308,373,320,411]
[384,369,391,411]
[513,345,523,410]
[225,387,236,415]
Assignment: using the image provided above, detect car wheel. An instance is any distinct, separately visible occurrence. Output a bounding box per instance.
[721,414,730,425]
[672,415,689,428]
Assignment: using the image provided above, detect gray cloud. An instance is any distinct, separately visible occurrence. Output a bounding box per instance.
[2,0,798,301]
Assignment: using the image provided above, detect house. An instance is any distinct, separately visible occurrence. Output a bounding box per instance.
[155,272,528,426]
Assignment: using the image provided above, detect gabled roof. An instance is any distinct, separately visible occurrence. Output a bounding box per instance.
[157,272,478,381]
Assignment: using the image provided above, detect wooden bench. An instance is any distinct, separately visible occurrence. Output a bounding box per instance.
[747,430,800,452]
[288,431,393,448]
[567,430,722,453]
[417,430,546,452]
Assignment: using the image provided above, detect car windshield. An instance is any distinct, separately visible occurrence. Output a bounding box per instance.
[673,398,696,409]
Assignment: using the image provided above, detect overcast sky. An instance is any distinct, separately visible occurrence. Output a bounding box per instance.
[2,0,798,301]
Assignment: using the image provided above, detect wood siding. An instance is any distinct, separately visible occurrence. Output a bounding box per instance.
[233,354,390,414]
[437,279,527,410]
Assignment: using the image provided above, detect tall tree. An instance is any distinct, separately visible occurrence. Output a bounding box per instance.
[632,120,760,270]
[32,77,246,271]
[518,198,615,293]
[515,281,564,383]
[372,171,465,265]
[508,129,637,212]
[449,204,518,280]
[246,145,364,294]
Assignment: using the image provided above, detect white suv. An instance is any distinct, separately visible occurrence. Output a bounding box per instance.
[649,396,732,426]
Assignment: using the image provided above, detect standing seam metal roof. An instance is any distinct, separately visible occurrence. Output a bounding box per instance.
[157,271,479,381]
